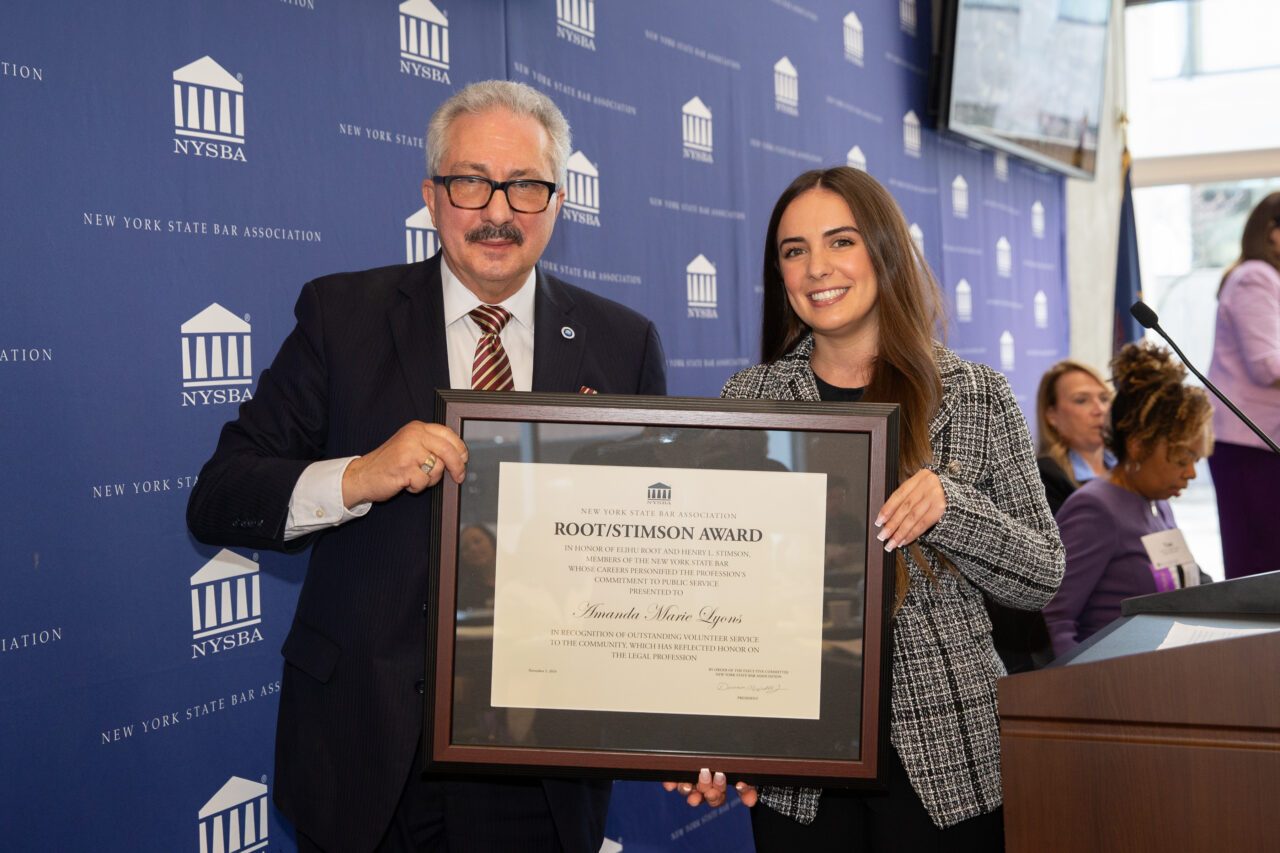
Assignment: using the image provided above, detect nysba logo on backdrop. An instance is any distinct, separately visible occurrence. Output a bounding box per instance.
[843,12,865,65]
[556,0,596,51]
[1034,290,1049,328]
[406,205,439,262]
[909,223,925,258]
[172,57,246,163]
[191,549,264,660]
[399,0,452,84]
[773,57,798,116]
[900,0,918,36]
[562,151,601,227]
[198,776,269,853]
[996,237,1012,278]
[903,111,921,157]
[955,279,973,323]
[1000,331,1015,371]
[181,304,255,407]
[686,255,718,319]
[647,482,672,503]
[994,151,1009,181]
[846,145,866,172]
[682,97,713,163]
[951,176,969,218]
[1031,201,1046,238]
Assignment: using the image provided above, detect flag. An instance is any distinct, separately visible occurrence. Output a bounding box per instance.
[1114,147,1145,352]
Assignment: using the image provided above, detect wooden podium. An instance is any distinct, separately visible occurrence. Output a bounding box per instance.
[998,573,1280,852]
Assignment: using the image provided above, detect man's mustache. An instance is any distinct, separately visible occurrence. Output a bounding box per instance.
[466,223,524,245]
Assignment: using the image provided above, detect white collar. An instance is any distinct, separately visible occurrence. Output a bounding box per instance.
[440,255,536,331]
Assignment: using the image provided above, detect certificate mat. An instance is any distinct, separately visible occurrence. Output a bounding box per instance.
[491,462,826,719]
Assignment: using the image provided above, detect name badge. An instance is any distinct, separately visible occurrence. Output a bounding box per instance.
[1141,528,1200,591]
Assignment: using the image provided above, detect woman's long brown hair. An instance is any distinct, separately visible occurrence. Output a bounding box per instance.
[760,167,945,609]
[1220,191,1280,294]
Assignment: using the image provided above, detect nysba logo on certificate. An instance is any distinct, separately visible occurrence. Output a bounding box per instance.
[647,482,672,504]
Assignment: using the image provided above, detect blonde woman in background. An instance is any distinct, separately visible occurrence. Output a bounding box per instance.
[1034,360,1115,515]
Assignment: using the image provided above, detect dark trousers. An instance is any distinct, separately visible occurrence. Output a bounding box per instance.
[1209,441,1280,580]
[751,744,1004,853]
[297,746,562,853]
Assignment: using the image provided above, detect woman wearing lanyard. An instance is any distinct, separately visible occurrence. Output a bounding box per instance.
[1043,342,1213,656]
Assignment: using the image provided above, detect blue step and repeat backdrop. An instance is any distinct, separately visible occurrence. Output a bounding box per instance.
[1,1,1065,851]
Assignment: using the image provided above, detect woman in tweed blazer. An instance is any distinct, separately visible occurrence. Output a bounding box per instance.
[680,167,1063,850]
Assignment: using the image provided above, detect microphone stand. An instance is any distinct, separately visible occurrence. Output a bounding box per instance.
[1130,302,1280,456]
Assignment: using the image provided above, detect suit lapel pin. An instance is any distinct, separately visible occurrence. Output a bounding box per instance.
[561,326,576,339]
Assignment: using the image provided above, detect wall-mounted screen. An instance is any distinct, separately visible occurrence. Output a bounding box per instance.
[935,0,1113,179]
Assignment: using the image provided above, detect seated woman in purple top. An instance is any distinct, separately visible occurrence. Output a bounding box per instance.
[1044,343,1214,656]
[1208,192,1280,579]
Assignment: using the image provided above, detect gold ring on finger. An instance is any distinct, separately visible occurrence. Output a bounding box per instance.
[420,454,437,475]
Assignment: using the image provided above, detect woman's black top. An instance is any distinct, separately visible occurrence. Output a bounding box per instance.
[813,374,865,402]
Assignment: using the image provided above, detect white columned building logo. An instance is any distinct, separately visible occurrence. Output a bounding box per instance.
[182,304,252,389]
[399,0,451,80]
[952,175,969,218]
[994,151,1009,181]
[682,96,713,162]
[996,237,1012,278]
[405,205,439,263]
[686,255,718,319]
[900,0,917,36]
[556,0,596,50]
[955,279,973,323]
[198,776,269,853]
[843,12,865,65]
[773,57,798,115]
[1031,201,1046,238]
[1000,331,1015,371]
[903,111,921,157]
[562,151,601,227]
[1034,291,1049,328]
[172,57,246,162]
[647,482,672,502]
[846,145,866,171]
[191,550,262,642]
[909,223,925,258]
[173,57,244,144]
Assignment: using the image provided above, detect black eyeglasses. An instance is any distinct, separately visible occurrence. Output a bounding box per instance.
[432,175,558,213]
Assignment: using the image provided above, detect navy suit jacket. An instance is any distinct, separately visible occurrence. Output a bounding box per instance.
[187,255,666,852]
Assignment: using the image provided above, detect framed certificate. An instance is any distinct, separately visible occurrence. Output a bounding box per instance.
[425,391,899,785]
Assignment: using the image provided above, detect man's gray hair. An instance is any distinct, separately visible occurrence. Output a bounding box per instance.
[426,80,572,187]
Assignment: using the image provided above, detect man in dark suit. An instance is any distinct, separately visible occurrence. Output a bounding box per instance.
[187,80,666,853]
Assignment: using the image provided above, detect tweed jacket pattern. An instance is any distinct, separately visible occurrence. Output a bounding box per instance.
[720,336,1064,828]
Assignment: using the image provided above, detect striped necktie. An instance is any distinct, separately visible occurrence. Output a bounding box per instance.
[469,304,515,391]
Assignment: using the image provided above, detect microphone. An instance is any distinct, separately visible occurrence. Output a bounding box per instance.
[1129,300,1279,455]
